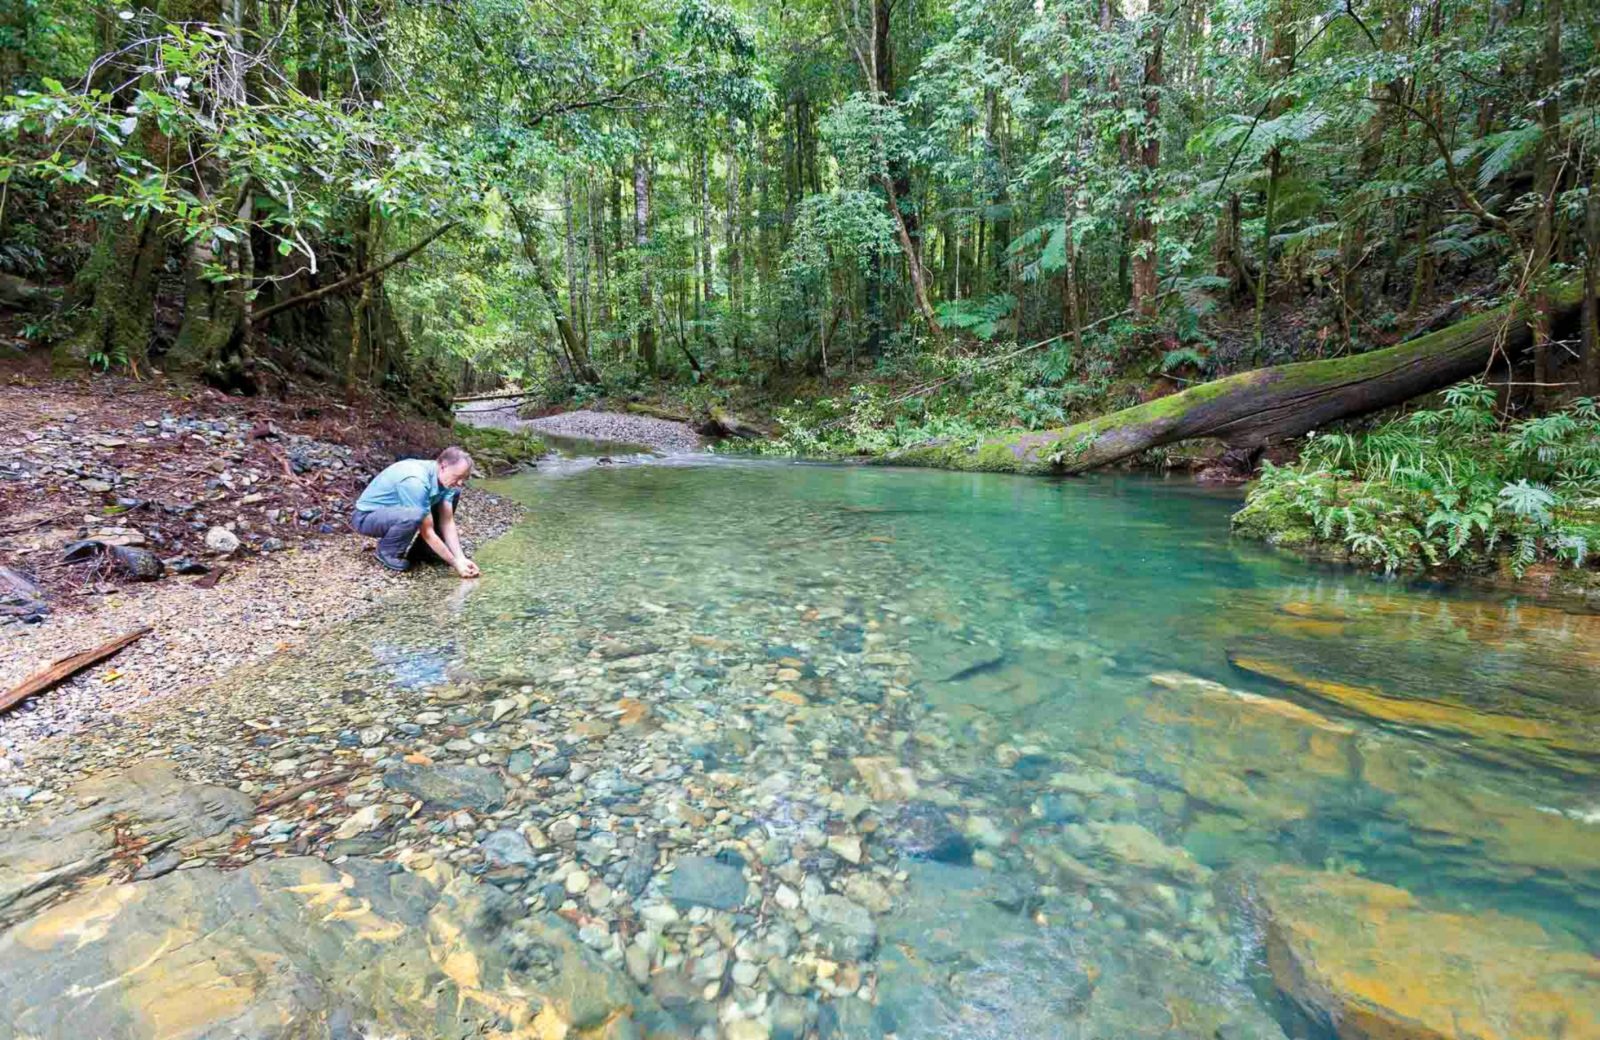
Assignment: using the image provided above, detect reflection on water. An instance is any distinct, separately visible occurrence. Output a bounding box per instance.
[247,460,1600,1036]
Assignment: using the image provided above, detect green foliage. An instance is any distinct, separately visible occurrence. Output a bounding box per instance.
[1235,383,1600,575]
[934,294,1015,342]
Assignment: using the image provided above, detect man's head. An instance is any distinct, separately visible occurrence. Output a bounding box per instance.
[437,446,474,488]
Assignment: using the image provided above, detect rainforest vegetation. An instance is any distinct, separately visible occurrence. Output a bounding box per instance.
[2,0,1598,573]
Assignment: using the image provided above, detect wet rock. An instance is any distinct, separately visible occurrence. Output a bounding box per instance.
[668,855,749,911]
[619,839,656,896]
[381,763,506,812]
[825,834,863,864]
[132,850,183,881]
[1076,822,1211,883]
[481,828,538,869]
[888,802,972,865]
[1259,867,1600,1040]
[817,995,877,1039]
[804,893,878,959]
[841,874,892,913]
[0,759,251,929]
[851,756,919,801]
[534,755,572,778]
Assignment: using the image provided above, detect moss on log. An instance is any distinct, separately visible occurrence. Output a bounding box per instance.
[886,282,1591,474]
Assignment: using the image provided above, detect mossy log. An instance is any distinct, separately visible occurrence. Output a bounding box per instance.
[624,402,694,423]
[702,406,773,440]
[886,282,1592,474]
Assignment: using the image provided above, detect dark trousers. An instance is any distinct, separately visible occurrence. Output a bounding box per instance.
[350,505,444,569]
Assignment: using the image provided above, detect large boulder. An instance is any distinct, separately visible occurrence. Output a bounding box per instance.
[1259,867,1600,1040]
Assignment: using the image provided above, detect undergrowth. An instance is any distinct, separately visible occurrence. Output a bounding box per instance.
[753,325,1140,458]
[1234,381,1600,575]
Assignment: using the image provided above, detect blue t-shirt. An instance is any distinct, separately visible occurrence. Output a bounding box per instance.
[355,459,458,513]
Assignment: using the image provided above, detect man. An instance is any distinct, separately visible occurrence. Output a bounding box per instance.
[351,446,481,577]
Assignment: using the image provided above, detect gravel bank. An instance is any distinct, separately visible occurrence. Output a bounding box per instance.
[460,404,704,455]
[0,489,522,761]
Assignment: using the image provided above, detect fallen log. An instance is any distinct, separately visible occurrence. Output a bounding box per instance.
[0,627,151,714]
[624,402,695,423]
[454,390,532,404]
[702,406,773,440]
[886,281,1591,474]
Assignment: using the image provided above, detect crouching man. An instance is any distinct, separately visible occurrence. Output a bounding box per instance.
[351,446,481,577]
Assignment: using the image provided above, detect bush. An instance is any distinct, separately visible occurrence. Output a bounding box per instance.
[1234,383,1600,574]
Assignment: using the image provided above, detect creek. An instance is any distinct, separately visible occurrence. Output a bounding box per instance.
[4,456,1598,1040]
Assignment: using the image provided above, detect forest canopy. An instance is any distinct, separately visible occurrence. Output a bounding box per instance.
[1,0,1596,415]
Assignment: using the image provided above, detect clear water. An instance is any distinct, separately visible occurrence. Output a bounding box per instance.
[243,459,1600,1036]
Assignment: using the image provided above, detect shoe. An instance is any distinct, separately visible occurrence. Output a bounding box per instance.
[376,550,412,572]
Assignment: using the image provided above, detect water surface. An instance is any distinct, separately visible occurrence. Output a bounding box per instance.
[268,459,1600,1036]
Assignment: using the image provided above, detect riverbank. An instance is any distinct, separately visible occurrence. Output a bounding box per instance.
[0,373,536,759]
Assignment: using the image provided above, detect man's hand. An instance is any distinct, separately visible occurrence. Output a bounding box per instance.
[456,558,481,579]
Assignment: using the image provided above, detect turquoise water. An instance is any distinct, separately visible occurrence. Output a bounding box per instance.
[256,457,1600,1036]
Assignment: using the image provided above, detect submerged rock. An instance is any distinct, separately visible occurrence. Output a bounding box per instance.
[887,801,972,864]
[668,854,749,910]
[1259,867,1600,1040]
[0,759,251,930]
[0,857,665,1039]
[381,763,505,812]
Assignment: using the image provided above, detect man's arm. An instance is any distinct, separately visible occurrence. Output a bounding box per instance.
[417,511,466,573]
[436,499,478,577]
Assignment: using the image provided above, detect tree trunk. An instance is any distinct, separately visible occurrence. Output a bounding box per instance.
[700,145,715,308]
[725,128,742,356]
[885,282,1591,475]
[1129,0,1164,327]
[634,151,656,376]
[1255,0,1295,350]
[1583,185,1599,395]
[1530,0,1562,390]
[510,204,598,384]
[591,175,609,335]
[60,214,163,373]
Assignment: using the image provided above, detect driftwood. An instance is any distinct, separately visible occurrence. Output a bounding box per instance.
[886,281,1592,475]
[254,768,355,814]
[0,627,151,714]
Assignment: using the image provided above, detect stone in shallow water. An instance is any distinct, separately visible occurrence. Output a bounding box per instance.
[0,759,252,930]
[887,802,973,865]
[805,893,878,959]
[0,857,665,1039]
[667,855,749,910]
[619,839,657,896]
[1259,866,1600,1040]
[381,762,505,812]
[876,861,1286,1040]
[481,828,538,869]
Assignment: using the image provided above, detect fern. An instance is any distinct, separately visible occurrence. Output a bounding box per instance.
[1240,379,1600,575]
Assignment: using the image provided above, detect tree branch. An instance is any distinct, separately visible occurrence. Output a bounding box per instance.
[250,221,459,324]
